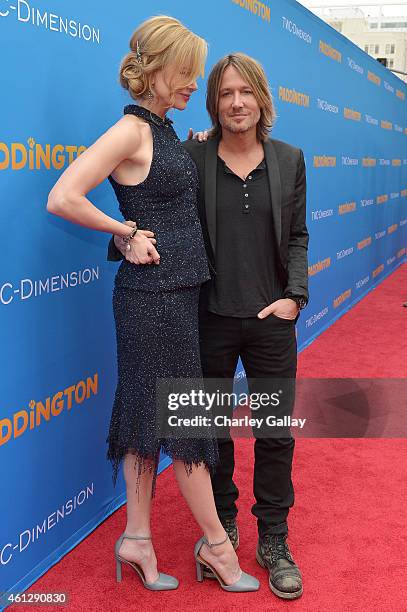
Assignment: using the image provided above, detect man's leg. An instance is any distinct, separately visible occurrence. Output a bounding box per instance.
[241,315,302,599]
[240,315,297,537]
[199,310,241,523]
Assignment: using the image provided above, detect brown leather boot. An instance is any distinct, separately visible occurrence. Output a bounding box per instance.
[256,534,303,599]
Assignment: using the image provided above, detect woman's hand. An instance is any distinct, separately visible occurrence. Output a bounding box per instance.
[115,220,160,264]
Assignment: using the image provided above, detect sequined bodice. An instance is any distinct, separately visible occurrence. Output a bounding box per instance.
[109,105,210,290]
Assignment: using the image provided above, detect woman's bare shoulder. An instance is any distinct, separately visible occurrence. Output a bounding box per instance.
[116,113,151,136]
[101,113,150,156]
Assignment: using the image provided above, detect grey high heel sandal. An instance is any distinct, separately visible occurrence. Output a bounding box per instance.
[115,533,178,591]
[194,534,260,592]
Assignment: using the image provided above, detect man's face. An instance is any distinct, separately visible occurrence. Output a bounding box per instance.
[217,65,261,136]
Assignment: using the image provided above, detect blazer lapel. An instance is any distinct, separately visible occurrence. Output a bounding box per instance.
[263,139,282,246]
[204,137,219,257]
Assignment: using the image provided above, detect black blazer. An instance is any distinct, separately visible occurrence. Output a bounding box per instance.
[182,136,309,303]
[107,135,309,303]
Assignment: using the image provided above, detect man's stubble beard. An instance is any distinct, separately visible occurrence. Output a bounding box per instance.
[221,115,258,136]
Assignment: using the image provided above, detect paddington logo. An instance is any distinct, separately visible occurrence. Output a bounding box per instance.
[333,289,351,309]
[0,138,86,170]
[362,158,376,167]
[372,264,384,278]
[0,374,99,447]
[402,189,407,197]
[338,201,356,215]
[278,87,310,107]
[367,71,381,86]
[314,155,336,167]
[392,159,401,166]
[344,107,361,121]
[231,0,271,22]
[0,0,100,43]
[380,120,392,130]
[308,257,331,276]
[396,89,405,100]
[357,237,372,250]
[387,224,398,235]
[319,40,342,62]
[376,194,388,204]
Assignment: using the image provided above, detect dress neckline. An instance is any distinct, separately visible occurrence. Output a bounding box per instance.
[124,104,173,128]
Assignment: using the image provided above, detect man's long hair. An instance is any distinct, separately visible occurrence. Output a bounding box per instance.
[206,53,276,142]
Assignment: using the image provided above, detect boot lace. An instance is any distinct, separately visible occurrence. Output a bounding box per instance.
[261,534,294,565]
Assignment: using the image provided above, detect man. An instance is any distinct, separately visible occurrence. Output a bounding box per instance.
[108,53,309,600]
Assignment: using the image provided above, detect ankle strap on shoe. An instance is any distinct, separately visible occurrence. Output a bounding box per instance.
[123,533,152,541]
[202,533,228,548]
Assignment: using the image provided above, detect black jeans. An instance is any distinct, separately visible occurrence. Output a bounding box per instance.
[199,310,297,538]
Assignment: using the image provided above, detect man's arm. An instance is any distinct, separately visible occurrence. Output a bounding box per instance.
[283,149,309,304]
[107,235,125,262]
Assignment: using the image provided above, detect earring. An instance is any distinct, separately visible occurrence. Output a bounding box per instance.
[145,84,154,100]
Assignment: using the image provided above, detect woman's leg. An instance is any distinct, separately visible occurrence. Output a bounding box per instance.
[117,454,159,584]
[173,460,242,585]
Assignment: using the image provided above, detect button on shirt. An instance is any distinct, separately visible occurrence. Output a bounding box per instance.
[207,155,284,318]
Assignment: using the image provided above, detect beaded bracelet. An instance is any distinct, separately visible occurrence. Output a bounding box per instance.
[122,226,138,244]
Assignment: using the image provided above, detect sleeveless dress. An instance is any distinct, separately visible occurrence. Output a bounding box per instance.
[106,105,218,493]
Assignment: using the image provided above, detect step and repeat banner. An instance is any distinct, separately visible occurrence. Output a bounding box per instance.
[1,0,406,604]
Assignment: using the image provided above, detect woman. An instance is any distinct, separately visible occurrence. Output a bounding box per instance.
[47,16,259,592]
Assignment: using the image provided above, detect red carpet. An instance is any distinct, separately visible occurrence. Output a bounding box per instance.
[11,263,407,612]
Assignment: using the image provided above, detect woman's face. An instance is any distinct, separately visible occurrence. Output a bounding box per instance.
[152,66,198,111]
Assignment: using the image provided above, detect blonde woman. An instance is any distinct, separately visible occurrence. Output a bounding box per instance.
[47,16,258,593]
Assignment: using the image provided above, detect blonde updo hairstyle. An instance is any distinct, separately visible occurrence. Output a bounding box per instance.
[120,16,207,105]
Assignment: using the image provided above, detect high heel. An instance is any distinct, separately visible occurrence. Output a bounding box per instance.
[196,557,204,582]
[194,535,260,592]
[115,533,178,591]
[116,557,122,582]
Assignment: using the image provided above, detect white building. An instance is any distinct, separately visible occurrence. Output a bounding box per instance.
[307,5,407,83]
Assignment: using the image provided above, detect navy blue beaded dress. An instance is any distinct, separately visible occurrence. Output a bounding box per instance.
[106,104,218,492]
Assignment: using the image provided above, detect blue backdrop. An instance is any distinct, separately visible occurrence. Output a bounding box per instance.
[1,0,406,605]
